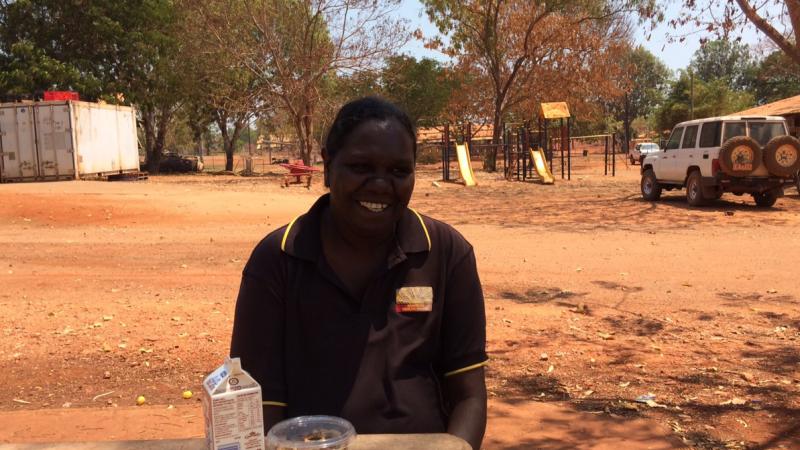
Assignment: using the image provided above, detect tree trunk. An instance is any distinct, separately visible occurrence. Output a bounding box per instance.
[301,110,314,166]
[142,109,161,174]
[216,113,233,171]
[217,112,248,172]
[485,106,503,172]
[193,128,205,160]
[291,113,313,166]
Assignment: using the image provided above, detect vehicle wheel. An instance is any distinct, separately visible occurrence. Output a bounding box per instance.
[686,171,707,206]
[719,136,762,177]
[763,135,800,177]
[641,169,662,201]
[753,190,778,207]
[629,156,636,165]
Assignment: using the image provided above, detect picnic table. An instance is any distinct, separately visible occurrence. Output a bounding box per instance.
[279,160,320,188]
[0,434,470,450]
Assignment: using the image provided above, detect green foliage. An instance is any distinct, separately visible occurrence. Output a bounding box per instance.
[623,46,672,120]
[0,40,101,96]
[752,50,800,105]
[381,56,455,127]
[0,0,179,103]
[653,70,754,132]
[689,39,756,91]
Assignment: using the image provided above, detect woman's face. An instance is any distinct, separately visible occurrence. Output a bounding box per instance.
[325,118,415,239]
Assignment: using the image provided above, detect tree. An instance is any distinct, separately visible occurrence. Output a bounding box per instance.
[196,0,408,165]
[654,70,754,132]
[381,56,455,126]
[0,0,186,173]
[689,39,756,90]
[624,47,672,121]
[752,50,800,104]
[665,1,800,69]
[179,0,264,171]
[422,0,644,171]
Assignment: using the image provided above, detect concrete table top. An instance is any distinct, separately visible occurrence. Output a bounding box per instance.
[0,434,471,450]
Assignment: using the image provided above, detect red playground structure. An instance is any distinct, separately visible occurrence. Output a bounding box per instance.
[278,160,320,188]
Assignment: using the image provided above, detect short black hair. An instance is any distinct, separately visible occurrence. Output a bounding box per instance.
[324,96,417,160]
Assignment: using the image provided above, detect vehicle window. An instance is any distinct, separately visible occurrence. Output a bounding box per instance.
[665,127,684,150]
[748,122,786,146]
[698,121,722,147]
[681,125,698,148]
[723,122,746,141]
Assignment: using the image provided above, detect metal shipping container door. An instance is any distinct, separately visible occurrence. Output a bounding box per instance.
[0,105,39,180]
[114,106,140,171]
[73,102,122,175]
[34,103,76,180]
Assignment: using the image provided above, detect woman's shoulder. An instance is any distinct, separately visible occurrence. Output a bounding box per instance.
[244,224,291,272]
[413,211,473,256]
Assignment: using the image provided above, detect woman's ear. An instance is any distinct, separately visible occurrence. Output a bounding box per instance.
[321,146,331,188]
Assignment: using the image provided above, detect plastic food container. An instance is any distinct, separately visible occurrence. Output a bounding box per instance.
[265,415,356,450]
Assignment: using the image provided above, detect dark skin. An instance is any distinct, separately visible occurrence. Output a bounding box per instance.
[264,118,486,449]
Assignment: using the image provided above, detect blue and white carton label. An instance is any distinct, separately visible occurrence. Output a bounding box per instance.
[202,357,265,450]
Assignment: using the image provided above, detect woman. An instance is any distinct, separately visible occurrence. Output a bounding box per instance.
[231,97,487,449]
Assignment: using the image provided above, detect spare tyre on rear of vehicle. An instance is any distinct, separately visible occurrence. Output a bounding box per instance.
[719,136,762,177]
[762,135,800,177]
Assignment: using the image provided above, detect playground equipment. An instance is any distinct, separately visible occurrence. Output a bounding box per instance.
[278,160,319,188]
[439,123,479,186]
[539,102,572,181]
[560,134,617,176]
[455,143,477,186]
[529,147,555,184]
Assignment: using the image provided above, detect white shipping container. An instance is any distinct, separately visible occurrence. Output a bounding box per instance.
[0,100,139,182]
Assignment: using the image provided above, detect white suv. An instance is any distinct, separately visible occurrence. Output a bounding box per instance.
[630,142,659,165]
[640,115,800,207]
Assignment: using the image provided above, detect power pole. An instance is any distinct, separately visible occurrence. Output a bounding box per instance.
[689,69,694,120]
[624,93,631,155]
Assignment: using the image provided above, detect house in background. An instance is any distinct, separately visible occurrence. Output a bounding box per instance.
[736,94,800,138]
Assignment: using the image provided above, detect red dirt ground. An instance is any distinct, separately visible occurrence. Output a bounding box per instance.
[0,159,798,449]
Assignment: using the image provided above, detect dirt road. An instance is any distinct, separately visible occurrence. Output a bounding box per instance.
[1,163,798,449]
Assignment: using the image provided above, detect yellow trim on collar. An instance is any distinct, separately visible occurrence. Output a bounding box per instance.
[262,400,288,407]
[408,208,431,251]
[281,216,301,252]
[444,360,489,377]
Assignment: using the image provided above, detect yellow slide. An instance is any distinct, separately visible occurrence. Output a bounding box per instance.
[455,143,477,186]
[530,147,555,184]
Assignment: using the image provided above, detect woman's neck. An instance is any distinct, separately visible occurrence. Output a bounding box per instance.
[322,208,395,253]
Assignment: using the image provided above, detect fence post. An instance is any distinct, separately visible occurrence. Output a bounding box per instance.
[567,117,571,181]
[612,134,616,177]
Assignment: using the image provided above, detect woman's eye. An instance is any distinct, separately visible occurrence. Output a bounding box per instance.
[348,163,371,173]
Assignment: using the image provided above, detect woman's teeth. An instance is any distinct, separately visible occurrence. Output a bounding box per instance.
[359,201,388,212]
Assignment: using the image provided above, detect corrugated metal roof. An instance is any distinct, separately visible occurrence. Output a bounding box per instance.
[736,94,800,116]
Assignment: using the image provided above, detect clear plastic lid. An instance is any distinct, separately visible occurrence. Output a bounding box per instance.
[265,415,356,450]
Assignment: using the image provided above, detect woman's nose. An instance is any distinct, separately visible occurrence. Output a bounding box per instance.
[364,173,394,191]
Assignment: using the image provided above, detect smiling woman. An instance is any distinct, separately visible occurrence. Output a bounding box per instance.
[230,97,488,449]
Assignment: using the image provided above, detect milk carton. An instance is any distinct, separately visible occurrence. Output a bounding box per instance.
[202,357,266,450]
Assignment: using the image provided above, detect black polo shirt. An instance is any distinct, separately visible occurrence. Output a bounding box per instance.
[230,194,487,434]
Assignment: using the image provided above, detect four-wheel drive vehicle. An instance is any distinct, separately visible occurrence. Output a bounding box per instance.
[641,116,800,207]
[630,142,660,165]
[159,152,204,173]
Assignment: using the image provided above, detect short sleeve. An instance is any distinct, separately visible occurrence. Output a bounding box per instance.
[437,248,488,377]
[230,236,287,406]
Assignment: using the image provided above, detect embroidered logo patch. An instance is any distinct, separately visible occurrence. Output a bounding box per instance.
[396,286,433,312]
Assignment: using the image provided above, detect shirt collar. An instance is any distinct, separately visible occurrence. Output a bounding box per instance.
[281,194,431,262]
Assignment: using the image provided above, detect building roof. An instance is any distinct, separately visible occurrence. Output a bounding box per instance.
[736,94,800,116]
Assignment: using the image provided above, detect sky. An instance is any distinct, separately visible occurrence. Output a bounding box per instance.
[394,0,777,73]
